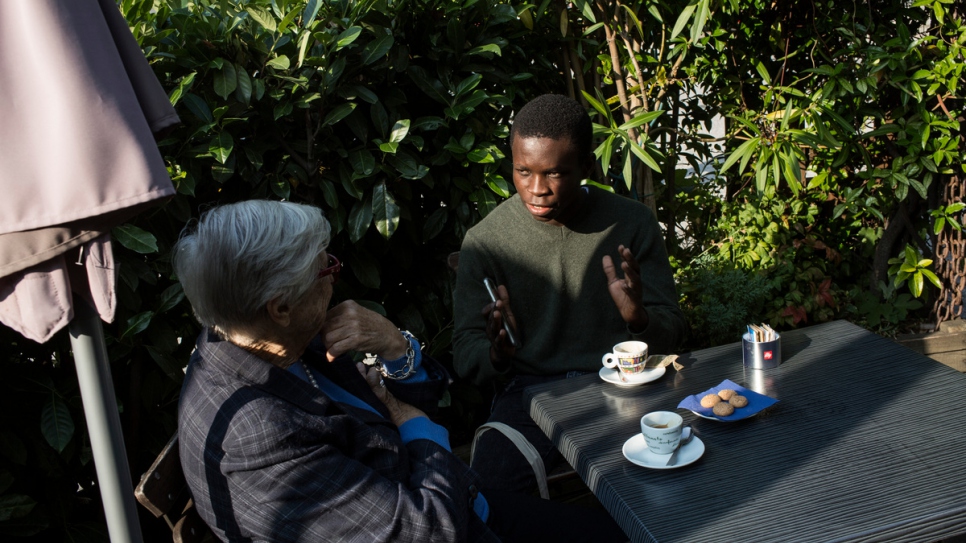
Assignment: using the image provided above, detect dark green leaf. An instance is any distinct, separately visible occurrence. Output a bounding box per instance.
[182,93,212,122]
[336,26,363,48]
[0,495,36,523]
[302,0,322,27]
[122,311,154,339]
[112,224,158,254]
[422,208,448,241]
[348,249,380,289]
[213,63,237,99]
[348,199,372,243]
[156,283,184,314]
[360,30,393,65]
[407,66,449,105]
[40,395,73,453]
[210,131,234,164]
[322,102,357,127]
[234,65,252,104]
[372,182,400,239]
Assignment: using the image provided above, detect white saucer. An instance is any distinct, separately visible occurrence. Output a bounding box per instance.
[598,366,666,387]
[622,433,705,469]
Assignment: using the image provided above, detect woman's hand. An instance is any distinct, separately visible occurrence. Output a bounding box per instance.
[321,300,409,362]
[357,363,425,427]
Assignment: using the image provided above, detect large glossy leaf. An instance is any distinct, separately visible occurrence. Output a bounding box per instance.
[113,224,158,254]
[246,7,276,31]
[372,182,400,239]
[348,199,373,242]
[360,30,393,65]
[302,0,322,27]
[41,395,73,453]
[322,102,357,127]
[156,283,185,314]
[213,63,237,99]
[210,131,234,164]
[335,26,362,49]
[389,120,411,143]
[182,93,211,122]
[234,65,252,104]
[122,311,154,339]
[408,66,449,105]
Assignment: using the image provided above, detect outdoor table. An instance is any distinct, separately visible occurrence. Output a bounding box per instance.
[524,320,966,543]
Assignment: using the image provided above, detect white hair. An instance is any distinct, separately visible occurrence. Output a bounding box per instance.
[172,200,332,336]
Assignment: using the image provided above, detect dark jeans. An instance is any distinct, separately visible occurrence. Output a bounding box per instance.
[485,489,628,543]
[470,374,572,494]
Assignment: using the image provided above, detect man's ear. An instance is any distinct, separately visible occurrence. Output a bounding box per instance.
[266,297,292,327]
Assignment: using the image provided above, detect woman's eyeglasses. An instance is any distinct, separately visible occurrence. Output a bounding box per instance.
[318,254,341,284]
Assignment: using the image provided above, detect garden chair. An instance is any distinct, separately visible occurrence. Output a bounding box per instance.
[134,433,212,543]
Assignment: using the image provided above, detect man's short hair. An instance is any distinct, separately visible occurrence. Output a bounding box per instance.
[509,94,593,159]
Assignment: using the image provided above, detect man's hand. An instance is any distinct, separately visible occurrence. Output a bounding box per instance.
[322,300,408,362]
[358,363,425,427]
[602,244,649,333]
[482,283,518,370]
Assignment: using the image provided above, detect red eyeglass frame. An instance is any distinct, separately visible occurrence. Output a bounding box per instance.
[317,254,341,284]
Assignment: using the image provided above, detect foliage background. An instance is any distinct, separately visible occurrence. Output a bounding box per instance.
[0,0,962,540]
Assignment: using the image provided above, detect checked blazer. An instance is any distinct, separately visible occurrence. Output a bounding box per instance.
[178,329,499,543]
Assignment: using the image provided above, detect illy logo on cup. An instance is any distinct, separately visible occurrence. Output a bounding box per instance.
[763,351,773,360]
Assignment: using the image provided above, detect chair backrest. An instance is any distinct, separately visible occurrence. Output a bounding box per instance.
[135,433,212,543]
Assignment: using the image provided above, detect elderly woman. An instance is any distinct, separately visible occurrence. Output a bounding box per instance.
[173,200,626,543]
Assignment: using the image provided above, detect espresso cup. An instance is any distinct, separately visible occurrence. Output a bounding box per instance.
[640,411,683,454]
[601,340,648,379]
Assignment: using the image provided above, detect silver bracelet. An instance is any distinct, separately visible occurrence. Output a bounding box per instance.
[364,330,417,380]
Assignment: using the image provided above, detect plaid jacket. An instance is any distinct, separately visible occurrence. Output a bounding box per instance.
[179,329,498,542]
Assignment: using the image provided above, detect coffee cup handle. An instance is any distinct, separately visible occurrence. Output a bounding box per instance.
[602,353,618,368]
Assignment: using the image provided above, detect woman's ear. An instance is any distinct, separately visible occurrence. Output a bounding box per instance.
[266,297,292,327]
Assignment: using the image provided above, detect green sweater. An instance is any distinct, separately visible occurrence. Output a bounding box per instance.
[453,187,688,386]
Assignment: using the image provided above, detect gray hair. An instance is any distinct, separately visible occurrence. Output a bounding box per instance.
[172,200,332,336]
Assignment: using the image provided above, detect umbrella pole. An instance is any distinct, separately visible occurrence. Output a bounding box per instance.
[69,295,144,543]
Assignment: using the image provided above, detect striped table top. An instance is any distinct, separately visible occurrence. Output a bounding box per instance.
[524,320,966,543]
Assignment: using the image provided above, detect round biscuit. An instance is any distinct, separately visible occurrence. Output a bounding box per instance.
[718,389,736,401]
[700,393,721,408]
[713,401,735,416]
[729,394,749,408]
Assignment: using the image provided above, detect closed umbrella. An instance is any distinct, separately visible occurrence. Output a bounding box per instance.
[0,1,179,541]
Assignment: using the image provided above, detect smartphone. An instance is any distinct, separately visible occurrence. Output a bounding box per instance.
[483,277,521,348]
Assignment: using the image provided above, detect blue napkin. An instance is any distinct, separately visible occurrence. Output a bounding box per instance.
[677,379,778,421]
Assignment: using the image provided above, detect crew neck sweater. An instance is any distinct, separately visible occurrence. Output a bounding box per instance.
[453,186,687,385]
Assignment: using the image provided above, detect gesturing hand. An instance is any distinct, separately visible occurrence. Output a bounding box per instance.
[322,300,408,362]
[602,244,649,332]
[482,282,518,370]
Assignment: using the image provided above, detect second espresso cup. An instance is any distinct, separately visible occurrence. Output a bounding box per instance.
[601,340,648,378]
[640,411,683,454]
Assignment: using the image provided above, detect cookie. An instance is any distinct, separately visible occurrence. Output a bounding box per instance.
[729,394,749,408]
[712,401,735,416]
[700,393,722,408]
[717,389,736,401]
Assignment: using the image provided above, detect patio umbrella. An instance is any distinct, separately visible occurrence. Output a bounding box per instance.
[0,1,179,541]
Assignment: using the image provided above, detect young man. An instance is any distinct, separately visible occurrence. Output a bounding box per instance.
[453,94,688,494]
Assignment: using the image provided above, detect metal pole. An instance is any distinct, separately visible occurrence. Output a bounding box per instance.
[68,295,144,543]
